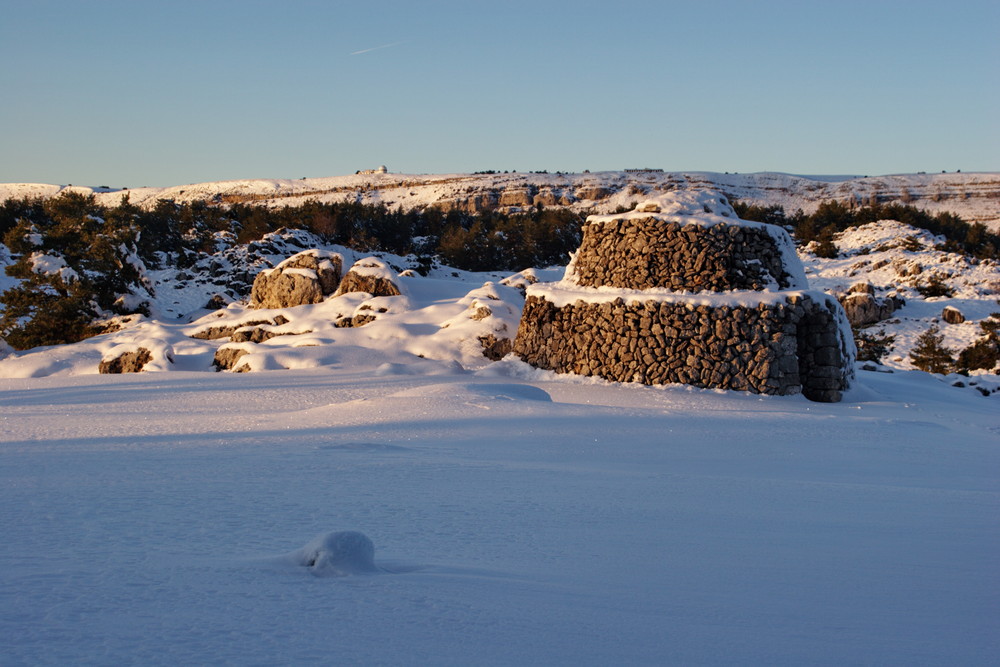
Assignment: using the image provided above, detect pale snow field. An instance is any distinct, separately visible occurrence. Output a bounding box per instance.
[2,196,999,663]
[1,357,998,665]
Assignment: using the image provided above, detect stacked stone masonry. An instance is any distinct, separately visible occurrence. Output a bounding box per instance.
[514,294,850,402]
[573,217,795,292]
[512,194,855,402]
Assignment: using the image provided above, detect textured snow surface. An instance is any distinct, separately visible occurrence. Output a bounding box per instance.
[1,367,998,664]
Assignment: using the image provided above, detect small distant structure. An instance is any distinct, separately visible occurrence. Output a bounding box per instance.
[624,168,664,173]
[356,165,388,175]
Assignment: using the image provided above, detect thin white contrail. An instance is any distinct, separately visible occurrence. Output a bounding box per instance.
[350,41,405,56]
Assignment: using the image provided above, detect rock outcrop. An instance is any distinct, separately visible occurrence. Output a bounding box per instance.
[99,347,153,374]
[213,345,252,372]
[942,306,965,324]
[250,250,343,309]
[512,192,855,402]
[336,258,403,298]
[837,282,905,328]
[99,342,174,373]
[189,315,288,340]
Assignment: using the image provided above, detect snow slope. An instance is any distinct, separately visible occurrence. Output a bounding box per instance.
[802,220,1000,371]
[1,359,998,665]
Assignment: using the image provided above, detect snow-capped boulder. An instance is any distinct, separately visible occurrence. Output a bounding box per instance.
[295,531,378,577]
[437,282,522,361]
[500,269,540,295]
[838,283,904,328]
[942,306,965,324]
[204,293,228,310]
[479,333,513,361]
[336,257,403,298]
[0,338,14,360]
[229,325,311,343]
[99,341,174,374]
[189,316,284,340]
[250,250,343,309]
[213,344,253,372]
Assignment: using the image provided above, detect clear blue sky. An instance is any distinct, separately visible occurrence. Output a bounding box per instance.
[2,0,997,186]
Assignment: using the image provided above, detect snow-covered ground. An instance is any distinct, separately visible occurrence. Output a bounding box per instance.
[2,356,998,664]
[802,220,1000,374]
[2,200,999,663]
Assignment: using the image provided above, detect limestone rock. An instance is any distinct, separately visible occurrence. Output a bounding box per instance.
[229,326,311,343]
[213,345,252,372]
[942,306,965,324]
[190,318,279,340]
[479,333,513,361]
[99,347,154,374]
[574,185,612,201]
[847,281,875,296]
[204,293,228,310]
[498,185,536,207]
[250,250,343,309]
[336,257,402,298]
[838,286,904,328]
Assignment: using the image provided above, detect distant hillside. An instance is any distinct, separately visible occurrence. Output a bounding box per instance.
[2,170,998,230]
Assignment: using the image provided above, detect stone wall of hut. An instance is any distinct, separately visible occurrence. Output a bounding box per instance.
[512,293,853,403]
[570,218,795,292]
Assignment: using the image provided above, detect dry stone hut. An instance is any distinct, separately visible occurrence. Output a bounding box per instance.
[512,191,855,402]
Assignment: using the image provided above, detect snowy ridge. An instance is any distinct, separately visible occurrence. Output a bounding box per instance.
[2,169,998,229]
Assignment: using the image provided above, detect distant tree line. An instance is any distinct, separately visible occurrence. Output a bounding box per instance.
[1,193,585,274]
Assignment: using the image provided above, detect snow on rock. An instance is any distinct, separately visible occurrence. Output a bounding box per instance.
[249,249,343,309]
[336,257,404,298]
[212,343,255,372]
[432,282,523,362]
[98,339,175,374]
[294,531,379,577]
[0,338,12,360]
[146,228,333,321]
[941,305,966,324]
[836,282,905,328]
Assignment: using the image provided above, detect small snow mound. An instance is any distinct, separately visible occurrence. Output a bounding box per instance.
[297,531,378,577]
